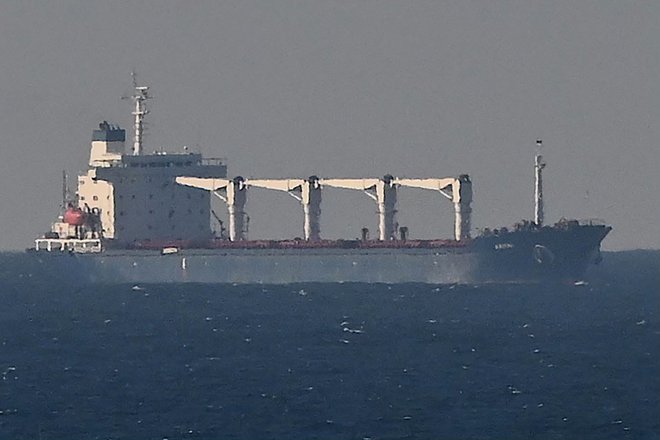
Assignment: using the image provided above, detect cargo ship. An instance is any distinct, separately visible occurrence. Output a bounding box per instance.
[30,78,611,284]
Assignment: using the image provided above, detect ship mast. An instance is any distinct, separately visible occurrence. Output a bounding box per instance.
[130,72,151,155]
[534,139,546,226]
[61,169,68,212]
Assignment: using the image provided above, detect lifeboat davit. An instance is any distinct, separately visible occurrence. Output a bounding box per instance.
[63,207,87,226]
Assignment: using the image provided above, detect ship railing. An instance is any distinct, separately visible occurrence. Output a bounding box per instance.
[91,159,124,168]
[35,238,103,253]
[576,218,607,226]
[94,157,226,168]
[201,157,226,166]
[555,218,608,229]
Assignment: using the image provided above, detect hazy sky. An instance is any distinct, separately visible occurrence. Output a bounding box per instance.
[0,0,658,250]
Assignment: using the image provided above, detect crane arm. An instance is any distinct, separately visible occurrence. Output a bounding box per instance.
[394,177,456,191]
[245,178,305,192]
[175,177,231,191]
[319,178,380,191]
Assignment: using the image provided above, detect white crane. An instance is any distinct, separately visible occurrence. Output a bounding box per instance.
[176,174,472,242]
[176,177,247,241]
[393,176,472,241]
[246,177,322,241]
[319,176,398,241]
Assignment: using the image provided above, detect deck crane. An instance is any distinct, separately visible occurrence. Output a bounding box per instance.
[318,176,398,241]
[176,177,248,241]
[245,177,322,241]
[176,174,472,242]
[394,176,472,241]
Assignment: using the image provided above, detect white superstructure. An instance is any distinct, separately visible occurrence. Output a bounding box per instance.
[73,80,227,245]
[78,121,124,238]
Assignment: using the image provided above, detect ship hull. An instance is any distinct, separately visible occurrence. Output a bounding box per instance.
[30,224,611,284]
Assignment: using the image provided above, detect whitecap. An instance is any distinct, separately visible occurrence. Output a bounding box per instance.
[343,327,364,334]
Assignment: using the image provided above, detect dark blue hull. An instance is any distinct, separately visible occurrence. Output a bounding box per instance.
[26,224,611,284]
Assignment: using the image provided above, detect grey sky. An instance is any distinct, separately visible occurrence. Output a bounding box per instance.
[0,0,658,250]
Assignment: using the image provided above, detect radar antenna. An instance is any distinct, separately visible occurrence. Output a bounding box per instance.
[129,71,151,155]
[534,139,546,226]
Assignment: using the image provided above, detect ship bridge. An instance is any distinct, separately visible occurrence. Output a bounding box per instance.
[176,174,472,242]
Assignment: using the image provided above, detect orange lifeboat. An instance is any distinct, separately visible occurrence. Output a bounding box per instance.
[63,207,87,226]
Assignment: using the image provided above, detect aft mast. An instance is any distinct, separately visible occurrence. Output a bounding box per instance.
[130,72,151,156]
[61,170,67,212]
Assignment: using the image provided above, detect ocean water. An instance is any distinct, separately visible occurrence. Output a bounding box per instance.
[0,251,658,440]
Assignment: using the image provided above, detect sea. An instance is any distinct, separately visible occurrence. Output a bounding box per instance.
[0,251,658,440]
